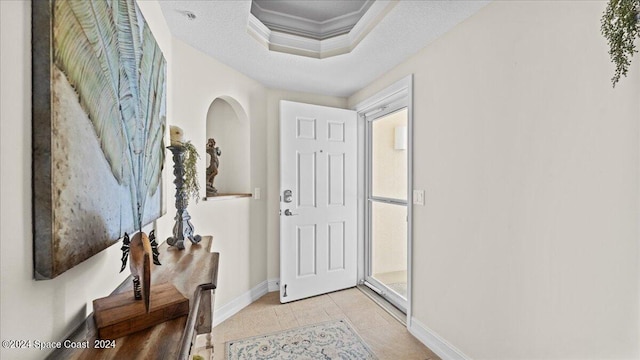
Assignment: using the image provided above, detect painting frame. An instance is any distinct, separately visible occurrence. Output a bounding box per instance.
[32,0,167,280]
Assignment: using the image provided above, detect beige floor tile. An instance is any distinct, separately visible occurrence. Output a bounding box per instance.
[330,291,379,312]
[213,288,439,360]
[277,316,300,330]
[328,288,362,306]
[212,343,225,360]
[293,307,330,320]
[224,326,249,342]
[289,294,333,312]
[241,298,280,314]
[346,310,393,332]
[326,312,349,321]
[276,311,297,322]
[273,303,293,316]
[217,315,242,330]
[295,312,331,326]
[321,301,343,315]
[240,308,278,328]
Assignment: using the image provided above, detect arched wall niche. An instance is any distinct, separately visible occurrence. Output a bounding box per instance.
[205,96,251,196]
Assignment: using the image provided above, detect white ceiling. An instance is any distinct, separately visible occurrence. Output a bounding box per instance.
[159,1,489,97]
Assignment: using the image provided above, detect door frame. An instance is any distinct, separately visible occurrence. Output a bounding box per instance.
[365,106,409,312]
[354,75,414,325]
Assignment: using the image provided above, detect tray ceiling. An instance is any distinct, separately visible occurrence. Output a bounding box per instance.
[160,0,489,97]
[250,0,374,40]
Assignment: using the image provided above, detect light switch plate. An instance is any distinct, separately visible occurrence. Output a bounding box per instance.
[413,190,425,206]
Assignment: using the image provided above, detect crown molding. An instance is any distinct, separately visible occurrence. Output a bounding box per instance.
[251,0,374,40]
[247,1,398,59]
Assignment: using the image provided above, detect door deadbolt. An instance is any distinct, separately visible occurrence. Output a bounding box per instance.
[283,190,293,203]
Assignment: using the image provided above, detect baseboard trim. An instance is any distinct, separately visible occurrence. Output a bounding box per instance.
[267,278,280,292]
[409,317,470,360]
[213,281,268,326]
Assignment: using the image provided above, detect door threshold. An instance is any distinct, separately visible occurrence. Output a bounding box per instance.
[356,285,406,326]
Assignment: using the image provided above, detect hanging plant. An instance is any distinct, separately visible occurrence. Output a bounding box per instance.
[183,141,200,204]
[601,0,640,87]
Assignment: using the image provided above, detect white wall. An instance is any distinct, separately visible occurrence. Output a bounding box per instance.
[0,2,170,359]
[159,37,269,309]
[0,1,345,354]
[349,1,640,358]
[0,2,270,358]
[6,1,638,359]
[167,40,350,302]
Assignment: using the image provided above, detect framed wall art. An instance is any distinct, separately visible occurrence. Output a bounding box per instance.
[32,0,166,279]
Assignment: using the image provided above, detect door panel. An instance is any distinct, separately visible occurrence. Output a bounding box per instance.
[280,100,357,303]
[297,152,317,207]
[328,121,345,142]
[328,153,345,206]
[297,118,316,139]
[297,225,317,277]
[328,221,345,271]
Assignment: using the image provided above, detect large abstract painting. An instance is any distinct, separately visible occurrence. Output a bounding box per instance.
[32,0,166,279]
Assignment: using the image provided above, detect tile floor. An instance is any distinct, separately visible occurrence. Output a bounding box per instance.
[211,287,440,360]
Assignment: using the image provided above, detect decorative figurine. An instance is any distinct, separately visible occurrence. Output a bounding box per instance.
[206,138,221,196]
[120,230,161,313]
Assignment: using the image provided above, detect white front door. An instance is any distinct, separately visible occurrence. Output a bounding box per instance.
[280,100,357,303]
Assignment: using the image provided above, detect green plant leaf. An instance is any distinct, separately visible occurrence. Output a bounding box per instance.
[183,142,201,204]
[601,0,640,86]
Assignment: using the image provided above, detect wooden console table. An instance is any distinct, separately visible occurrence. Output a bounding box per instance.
[47,236,219,360]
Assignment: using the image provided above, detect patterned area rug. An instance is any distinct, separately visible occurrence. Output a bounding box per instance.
[226,319,377,359]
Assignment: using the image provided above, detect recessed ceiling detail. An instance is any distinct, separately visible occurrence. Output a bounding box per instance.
[247,0,397,59]
[159,1,490,97]
[251,0,373,40]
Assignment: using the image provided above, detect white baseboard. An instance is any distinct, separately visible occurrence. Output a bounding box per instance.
[267,278,280,292]
[409,317,471,360]
[213,280,268,326]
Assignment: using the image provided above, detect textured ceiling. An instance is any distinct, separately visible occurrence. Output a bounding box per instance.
[159,1,489,97]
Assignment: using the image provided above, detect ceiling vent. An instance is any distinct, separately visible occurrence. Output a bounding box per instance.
[248,0,397,59]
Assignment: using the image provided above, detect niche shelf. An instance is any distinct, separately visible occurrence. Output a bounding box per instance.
[204,193,252,201]
[205,96,251,197]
